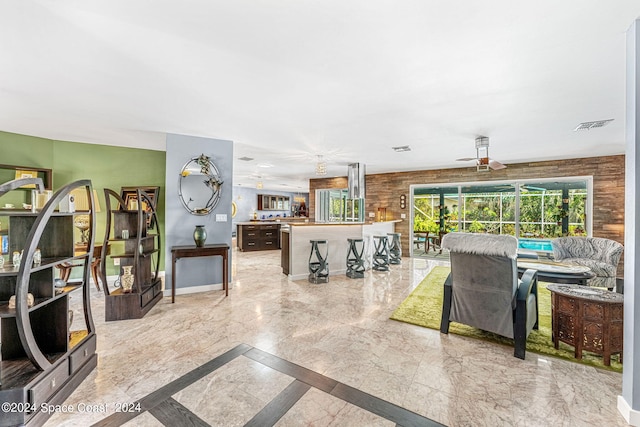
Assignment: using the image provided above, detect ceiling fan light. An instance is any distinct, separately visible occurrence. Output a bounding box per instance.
[315,155,327,175]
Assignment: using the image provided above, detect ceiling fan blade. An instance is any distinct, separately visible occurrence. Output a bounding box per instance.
[489,159,507,170]
[456,157,476,162]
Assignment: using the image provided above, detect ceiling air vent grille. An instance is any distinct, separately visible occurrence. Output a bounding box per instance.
[392,145,411,152]
[574,119,614,131]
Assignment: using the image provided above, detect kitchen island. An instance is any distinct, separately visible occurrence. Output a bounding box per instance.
[281,221,400,280]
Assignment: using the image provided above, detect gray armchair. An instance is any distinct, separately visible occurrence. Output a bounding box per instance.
[551,237,623,290]
[440,232,539,359]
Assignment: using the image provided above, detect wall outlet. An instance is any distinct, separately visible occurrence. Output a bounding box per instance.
[113,258,120,266]
[368,212,375,218]
[216,214,228,222]
[401,213,406,219]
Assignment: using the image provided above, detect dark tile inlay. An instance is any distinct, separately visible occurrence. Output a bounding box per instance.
[243,380,311,427]
[244,347,338,393]
[91,344,443,427]
[91,343,251,427]
[331,382,445,427]
[149,397,210,427]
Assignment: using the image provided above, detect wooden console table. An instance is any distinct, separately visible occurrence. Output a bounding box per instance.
[548,284,623,366]
[171,243,230,302]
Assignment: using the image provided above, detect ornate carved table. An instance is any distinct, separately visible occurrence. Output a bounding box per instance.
[547,284,623,366]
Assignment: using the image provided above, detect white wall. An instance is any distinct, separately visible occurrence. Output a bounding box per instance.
[619,18,640,426]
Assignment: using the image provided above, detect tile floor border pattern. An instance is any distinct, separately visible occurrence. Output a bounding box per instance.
[91,343,443,427]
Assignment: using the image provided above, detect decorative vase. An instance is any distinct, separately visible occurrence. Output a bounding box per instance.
[193,225,207,247]
[121,265,134,293]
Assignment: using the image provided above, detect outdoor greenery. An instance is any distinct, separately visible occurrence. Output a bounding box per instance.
[414,185,587,239]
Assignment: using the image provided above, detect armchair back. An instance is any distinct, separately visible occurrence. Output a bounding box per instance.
[442,233,519,338]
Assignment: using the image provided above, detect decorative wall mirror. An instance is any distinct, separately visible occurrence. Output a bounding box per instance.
[179,154,224,215]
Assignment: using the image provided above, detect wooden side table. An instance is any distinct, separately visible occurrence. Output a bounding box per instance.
[548,284,623,366]
[171,243,230,302]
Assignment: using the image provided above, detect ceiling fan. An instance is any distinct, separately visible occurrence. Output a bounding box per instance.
[456,136,507,172]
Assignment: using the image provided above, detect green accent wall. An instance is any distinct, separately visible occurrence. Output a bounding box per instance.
[0,131,166,277]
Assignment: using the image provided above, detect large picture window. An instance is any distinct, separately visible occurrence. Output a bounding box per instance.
[411,177,591,253]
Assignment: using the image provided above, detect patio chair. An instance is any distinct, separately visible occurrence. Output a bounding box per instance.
[413,232,428,251]
[440,232,539,359]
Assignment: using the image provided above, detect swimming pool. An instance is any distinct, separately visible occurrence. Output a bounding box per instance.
[518,238,553,252]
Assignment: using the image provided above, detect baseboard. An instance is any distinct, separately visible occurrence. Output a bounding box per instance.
[164,282,226,296]
[618,395,640,426]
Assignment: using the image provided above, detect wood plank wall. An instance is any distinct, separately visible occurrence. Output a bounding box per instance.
[310,155,625,275]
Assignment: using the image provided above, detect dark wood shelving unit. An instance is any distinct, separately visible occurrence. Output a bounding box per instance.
[0,178,98,427]
[101,188,162,321]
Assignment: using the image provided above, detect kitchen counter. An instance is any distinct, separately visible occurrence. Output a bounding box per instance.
[281,221,398,280]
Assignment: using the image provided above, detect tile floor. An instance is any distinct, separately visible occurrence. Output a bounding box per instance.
[44,248,628,426]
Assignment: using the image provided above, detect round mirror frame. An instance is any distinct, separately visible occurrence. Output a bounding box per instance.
[178,154,224,215]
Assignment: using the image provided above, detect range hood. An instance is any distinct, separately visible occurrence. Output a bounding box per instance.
[347,163,366,199]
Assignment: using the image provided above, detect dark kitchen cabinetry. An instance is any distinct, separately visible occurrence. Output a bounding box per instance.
[257,194,290,211]
[237,223,280,252]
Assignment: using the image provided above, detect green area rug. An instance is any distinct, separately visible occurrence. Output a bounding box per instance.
[390,266,622,372]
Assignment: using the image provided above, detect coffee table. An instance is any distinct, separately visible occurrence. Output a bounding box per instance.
[517,259,596,285]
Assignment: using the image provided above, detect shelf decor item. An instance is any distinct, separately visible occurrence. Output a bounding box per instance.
[12,250,21,267]
[193,225,207,247]
[33,248,41,265]
[121,266,134,293]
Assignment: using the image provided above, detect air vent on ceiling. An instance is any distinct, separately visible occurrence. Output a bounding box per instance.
[238,156,254,161]
[574,119,614,131]
[392,145,411,152]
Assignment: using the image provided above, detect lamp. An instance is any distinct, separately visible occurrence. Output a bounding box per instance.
[315,155,327,176]
[71,189,100,243]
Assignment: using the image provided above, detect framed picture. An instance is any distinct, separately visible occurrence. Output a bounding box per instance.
[120,186,160,229]
[14,170,39,188]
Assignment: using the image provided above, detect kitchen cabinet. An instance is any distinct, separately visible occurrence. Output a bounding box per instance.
[257,194,290,211]
[237,223,280,251]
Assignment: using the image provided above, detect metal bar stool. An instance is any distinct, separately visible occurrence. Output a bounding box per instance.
[388,232,402,264]
[346,238,365,279]
[372,235,390,271]
[309,240,329,283]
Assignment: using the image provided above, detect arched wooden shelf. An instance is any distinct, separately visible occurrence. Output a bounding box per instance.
[101,187,162,321]
[0,178,98,427]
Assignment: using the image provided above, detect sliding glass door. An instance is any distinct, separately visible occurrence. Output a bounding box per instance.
[410,177,591,255]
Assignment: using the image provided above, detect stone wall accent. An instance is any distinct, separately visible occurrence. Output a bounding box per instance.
[310,155,625,276]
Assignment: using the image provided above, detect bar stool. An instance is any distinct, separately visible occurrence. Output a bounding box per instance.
[346,238,365,279]
[388,233,402,265]
[309,240,329,283]
[372,235,390,271]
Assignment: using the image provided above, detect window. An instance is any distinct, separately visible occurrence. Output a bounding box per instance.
[316,189,364,223]
[411,177,591,243]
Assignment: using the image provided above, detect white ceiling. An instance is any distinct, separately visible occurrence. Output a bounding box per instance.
[1,1,639,192]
